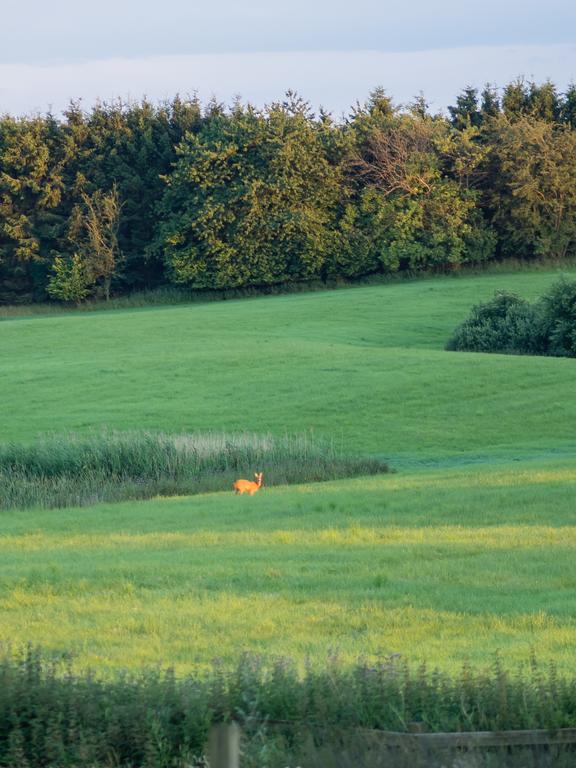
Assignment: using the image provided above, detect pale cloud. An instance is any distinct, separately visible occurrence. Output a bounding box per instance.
[2,0,575,63]
[1,45,574,119]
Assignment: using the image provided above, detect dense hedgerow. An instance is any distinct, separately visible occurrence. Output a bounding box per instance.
[0,430,389,511]
[2,80,576,305]
[446,276,576,357]
[1,648,576,767]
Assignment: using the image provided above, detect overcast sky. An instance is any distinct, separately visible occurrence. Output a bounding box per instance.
[1,0,575,116]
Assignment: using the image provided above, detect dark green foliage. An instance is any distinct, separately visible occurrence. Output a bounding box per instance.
[157,94,341,288]
[539,276,576,357]
[527,80,561,122]
[1,648,576,767]
[332,189,396,278]
[486,117,576,261]
[448,86,482,129]
[501,78,531,119]
[446,277,576,357]
[480,84,501,120]
[344,104,494,273]
[46,253,92,303]
[0,98,201,303]
[1,81,576,306]
[445,291,543,354]
[0,115,67,301]
[561,83,576,128]
[0,646,211,767]
[0,430,389,511]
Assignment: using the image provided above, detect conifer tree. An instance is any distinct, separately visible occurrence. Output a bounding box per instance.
[448,87,482,130]
[560,83,576,128]
[480,85,500,120]
[0,115,66,300]
[488,116,576,259]
[47,253,92,304]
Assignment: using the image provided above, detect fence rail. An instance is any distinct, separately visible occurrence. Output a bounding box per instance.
[208,722,576,767]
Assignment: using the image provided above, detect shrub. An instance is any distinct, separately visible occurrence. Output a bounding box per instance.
[538,276,576,357]
[445,290,543,354]
[47,254,93,304]
[446,277,576,357]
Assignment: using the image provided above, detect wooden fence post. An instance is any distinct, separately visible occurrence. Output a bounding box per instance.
[208,722,241,768]
[408,721,432,767]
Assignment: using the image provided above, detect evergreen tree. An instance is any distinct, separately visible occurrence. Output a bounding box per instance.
[47,253,92,304]
[502,78,530,119]
[448,87,482,130]
[480,84,500,120]
[488,116,576,260]
[0,82,574,305]
[0,115,66,301]
[560,83,576,128]
[527,80,560,122]
[408,93,430,120]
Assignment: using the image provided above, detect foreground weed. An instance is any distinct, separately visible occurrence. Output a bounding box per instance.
[1,649,576,767]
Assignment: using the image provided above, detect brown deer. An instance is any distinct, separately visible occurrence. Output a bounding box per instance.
[233,472,263,495]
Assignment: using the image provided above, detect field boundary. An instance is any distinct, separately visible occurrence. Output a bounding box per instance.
[208,722,576,767]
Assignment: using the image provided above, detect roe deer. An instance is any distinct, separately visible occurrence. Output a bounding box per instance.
[233,472,263,495]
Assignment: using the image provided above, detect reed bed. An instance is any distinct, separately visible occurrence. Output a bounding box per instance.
[0,430,388,511]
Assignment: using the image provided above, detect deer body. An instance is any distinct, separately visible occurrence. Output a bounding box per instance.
[233,472,263,495]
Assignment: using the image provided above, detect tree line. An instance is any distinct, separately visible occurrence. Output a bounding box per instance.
[1,78,576,304]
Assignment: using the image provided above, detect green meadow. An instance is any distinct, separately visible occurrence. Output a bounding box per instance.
[1,268,575,674]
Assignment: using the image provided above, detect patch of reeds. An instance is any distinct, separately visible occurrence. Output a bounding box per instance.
[1,647,576,767]
[0,430,389,511]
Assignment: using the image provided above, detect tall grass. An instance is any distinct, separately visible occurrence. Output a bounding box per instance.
[1,647,576,767]
[0,430,388,511]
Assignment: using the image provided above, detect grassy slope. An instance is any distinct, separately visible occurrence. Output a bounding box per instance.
[1,269,575,462]
[1,268,575,673]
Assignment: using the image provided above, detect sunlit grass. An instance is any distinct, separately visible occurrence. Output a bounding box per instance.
[2,524,576,552]
[1,270,576,679]
[2,591,576,674]
[1,459,575,674]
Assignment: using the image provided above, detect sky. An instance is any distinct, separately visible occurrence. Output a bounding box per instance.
[1,0,575,117]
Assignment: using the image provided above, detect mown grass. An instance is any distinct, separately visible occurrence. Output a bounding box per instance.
[0,430,387,510]
[1,269,575,463]
[1,459,575,674]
